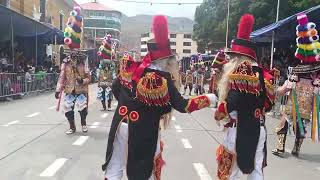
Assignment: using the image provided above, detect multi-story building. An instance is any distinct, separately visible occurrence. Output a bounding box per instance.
[0,0,81,65]
[80,1,122,48]
[140,32,198,59]
[1,0,78,30]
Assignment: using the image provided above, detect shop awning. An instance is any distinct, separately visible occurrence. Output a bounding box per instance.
[0,4,64,44]
[250,5,320,47]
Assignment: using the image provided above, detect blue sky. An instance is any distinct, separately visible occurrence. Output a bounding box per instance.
[75,0,203,20]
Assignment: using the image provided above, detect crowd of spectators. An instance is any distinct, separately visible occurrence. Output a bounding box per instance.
[0,54,60,102]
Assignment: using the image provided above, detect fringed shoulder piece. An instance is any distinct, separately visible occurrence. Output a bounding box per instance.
[264,79,275,104]
[136,72,170,106]
[228,60,261,95]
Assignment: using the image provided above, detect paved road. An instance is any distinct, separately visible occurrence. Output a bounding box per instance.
[0,86,320,180]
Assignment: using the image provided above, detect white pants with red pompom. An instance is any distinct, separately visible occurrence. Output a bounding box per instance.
[223,127,266,180]
[104,122,162,180]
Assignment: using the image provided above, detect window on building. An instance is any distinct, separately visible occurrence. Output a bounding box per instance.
[183,49,191,53]
[171,49,176,53]
[183,42,191,46]
[141,48,148,52]
[141,41,147,45]
[170,42,176,46]
[184,34,192,39]
[170,34,177,38]
[141,33,150,38]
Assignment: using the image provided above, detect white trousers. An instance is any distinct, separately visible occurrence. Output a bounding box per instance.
[105,122,161,180]
[223,127,266,180]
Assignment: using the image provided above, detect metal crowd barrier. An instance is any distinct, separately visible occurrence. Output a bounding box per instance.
[0,73,59,99]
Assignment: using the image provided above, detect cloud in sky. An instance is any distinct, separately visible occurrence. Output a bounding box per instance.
[75,0,203,19]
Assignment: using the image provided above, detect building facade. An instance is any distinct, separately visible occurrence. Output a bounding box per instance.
[1,0,78,29]
[80,1,122,49]
[140,32,198,59]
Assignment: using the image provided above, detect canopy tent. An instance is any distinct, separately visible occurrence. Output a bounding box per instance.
[0,4,64,68]
[0,5,64,44]
[250,5,320,47]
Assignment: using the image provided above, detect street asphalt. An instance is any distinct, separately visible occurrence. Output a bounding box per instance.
[0,85,320,180]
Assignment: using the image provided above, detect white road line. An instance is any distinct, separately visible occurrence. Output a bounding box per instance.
[174,125,182,133]
[2,120,20,127]
[285,148,291,153]
[316,167,320,171]
[181,138,192,149]
[101,113,109,118]
[193,163,213,180]
[48,106,56,110]
[90,122,100,129]
[26,112,40,118]
[40,158,68,177]
[72,136,89,146]
[171,116,176,121]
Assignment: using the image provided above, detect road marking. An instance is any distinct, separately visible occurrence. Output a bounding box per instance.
[181,138,192,149]
[316,167,320,171]
[174,125,182,133]
[26,112,40,118]
[40,158,68,177]
[171,116,176,121]
[72,136,89,146]
[90,122,100,129]
[285,148,291,153]
[48,106,56,110]
[2,120,20,127]
[101,113,108,118]
[193,163,213,180]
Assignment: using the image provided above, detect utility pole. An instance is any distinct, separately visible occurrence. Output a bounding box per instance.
[270,0,280,69]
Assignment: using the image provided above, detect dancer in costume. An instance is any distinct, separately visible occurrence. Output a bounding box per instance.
[55,7,90,134]
[272,13,320,157]
[97,34,115,111]
[184,69,193,95]
[102,15,217,180]
[214,14,275,180]
[103,52,142,180]
[55,52,90,134]
[97,61,114,111]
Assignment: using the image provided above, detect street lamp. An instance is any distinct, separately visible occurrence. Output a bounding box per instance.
[270,0,280,69]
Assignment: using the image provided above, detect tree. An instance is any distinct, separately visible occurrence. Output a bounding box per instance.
[193,0,320,52]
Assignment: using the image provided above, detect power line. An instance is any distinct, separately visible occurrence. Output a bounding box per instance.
[110,0,202,5]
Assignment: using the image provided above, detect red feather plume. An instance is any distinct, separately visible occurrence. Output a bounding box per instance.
[237,14,254,40]
[152,15,169,48]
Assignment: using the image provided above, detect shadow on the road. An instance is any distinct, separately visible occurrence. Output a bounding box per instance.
[298,153,320,163]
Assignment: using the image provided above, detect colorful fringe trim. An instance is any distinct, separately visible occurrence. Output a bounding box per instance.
[311,94,320,142]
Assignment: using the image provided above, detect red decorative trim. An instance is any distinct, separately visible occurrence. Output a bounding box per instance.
[119,106,128,116]
[153,141,165,180]
[216,145,235,180]
[185,95,210,113]
[230,44,257,60]
[254,108,262,119]
[215,102,228,121]
[129,111,139,122]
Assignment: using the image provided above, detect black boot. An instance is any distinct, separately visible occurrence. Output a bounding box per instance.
[65,111,76,135]
[292,138,303,157]
[101,100,106,111]
[272,133,287,156]
[80,108,88,133]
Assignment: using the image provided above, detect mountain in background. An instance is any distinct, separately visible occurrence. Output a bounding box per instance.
[120,15,194,52]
